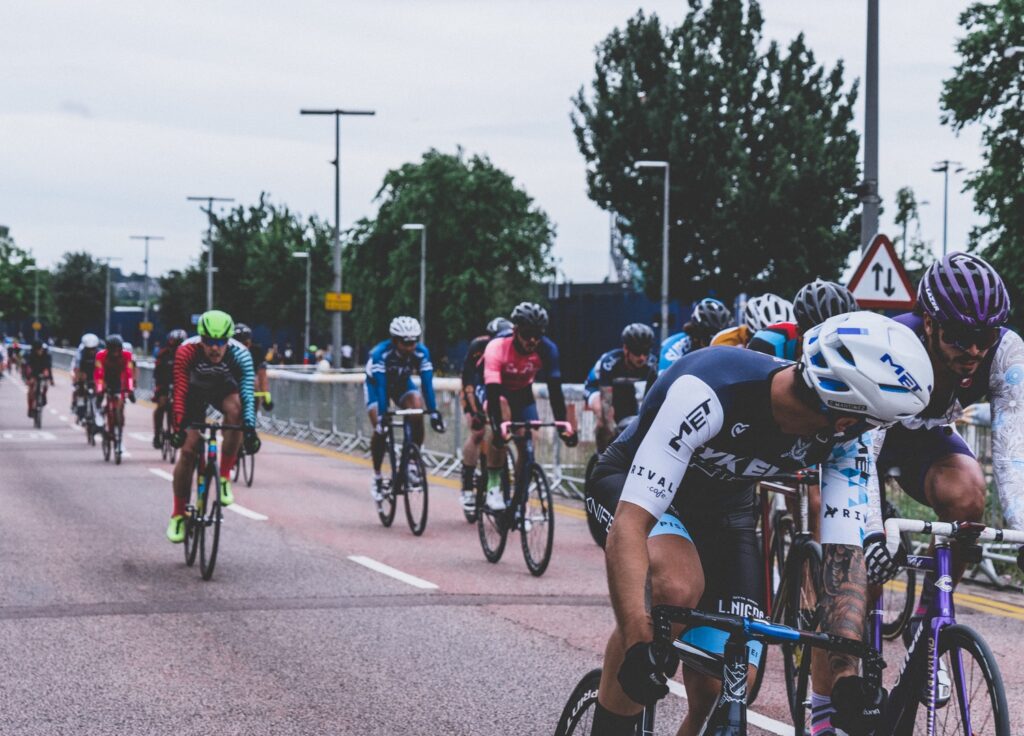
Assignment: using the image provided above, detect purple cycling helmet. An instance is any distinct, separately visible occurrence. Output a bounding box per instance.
[917,252,1010,327]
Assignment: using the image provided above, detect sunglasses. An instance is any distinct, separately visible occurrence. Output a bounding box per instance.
[517,328,543,341]
[398,338,418,346]
[201,336,228,347]
[939,322,999,352]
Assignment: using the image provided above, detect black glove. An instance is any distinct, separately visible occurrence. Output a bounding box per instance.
[169,430,186,449]
[430,411,445,433]
[559,428,579,448]
[128,390,136,404]
[243,428,261,455]
[617,641,679,706]
[831,675,886,736]
[864,532,906,585]
[263,397,274,412]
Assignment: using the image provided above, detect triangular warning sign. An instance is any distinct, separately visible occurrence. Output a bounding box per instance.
[846,234,916,310]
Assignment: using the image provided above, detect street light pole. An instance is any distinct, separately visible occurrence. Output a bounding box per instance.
[859,0,881,251]
[300,107,376,367]
[634,161,671,342]
[99,257,122,337]
[292,252,311,354]
[932,160,962,258]
[402,224,426,341]
[187,196,234,311]
[26,266,39,339]
[130,234,164,354]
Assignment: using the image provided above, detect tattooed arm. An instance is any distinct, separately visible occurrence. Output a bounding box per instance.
[818,544,869,680]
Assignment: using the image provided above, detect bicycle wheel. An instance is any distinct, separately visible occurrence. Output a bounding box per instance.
[102,430,111,462]
[583,452,605,548]
[882,535,916,641]
[403,445,429,536]
[199,468,222,581]
[776,540,822,724]
[476,456,510,563]
[232,449,242,482]
[185,460,204,567]
[33,406,41,429]
[114,425,122,465]
[376,445,398,528]
[242,448,255,487]
[554,669,603,736]
[521,463,555,576]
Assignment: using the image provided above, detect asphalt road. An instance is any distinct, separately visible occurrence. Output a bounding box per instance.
[3,369,1024,735]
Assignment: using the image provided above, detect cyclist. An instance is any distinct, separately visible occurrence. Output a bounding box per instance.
[584,311,932,736]
[233,323,273,412]
[657,298,733,374]
[94,334,136,435]
[69,333,101,421]
[151,329,187,448]
[166,310,260,543]
[365,316,445,502]
[481,302,578,511]
[710,293,794,348]
[585,323,657,452]
[458,316,513,512]
[747,279,858,361]
[24,340,54,419]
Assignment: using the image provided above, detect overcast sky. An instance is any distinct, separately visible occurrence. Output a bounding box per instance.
[1,1,982,283]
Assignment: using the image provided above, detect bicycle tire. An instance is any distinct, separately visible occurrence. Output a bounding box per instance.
[554,668,604,736]
[200,466,221,581]
[185,459,204,567]
[33,407,41,429]
[102,431,111,462]
[242,449,255,487]
[777,539,822,725]
[232,450,242,482]
[376,444,398,528]
[404,444,429,536]
[881,535,916,641]
[476,456,510,563]
[583,452,604,548]
[521,463,555,576]
[114,425,122,465]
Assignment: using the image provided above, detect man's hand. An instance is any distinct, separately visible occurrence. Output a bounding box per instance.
[470,412,486,432]
[617,642,678,706]
[169,430,186,449]
[243,428,261,455]
[558,427,579,448]
[375,413,389,435]
[863,532,906,585]
[429,411,445,433]
[831,676,886,735]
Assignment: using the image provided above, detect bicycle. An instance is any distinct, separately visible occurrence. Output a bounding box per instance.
[100,390,126,465]
[373,409,430,536]
[80,385,99,446]
[29,377,46,428]
[475,420,567,576]
[554,604,884,736]
[182,422,240,581]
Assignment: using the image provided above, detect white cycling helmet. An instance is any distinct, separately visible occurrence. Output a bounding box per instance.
[743,293,795,332]
[801,311,933,425]
[81,333,100,349]
[389,316,422,341]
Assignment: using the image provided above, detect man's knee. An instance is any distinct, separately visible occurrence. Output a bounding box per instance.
[928,456,986,520]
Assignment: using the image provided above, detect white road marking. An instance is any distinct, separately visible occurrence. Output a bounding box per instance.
[59,415,68,422]
[49,408,57,415]
[666,680,793,736]
[227,504,268,521]
[130,432,152,443]
[348,555,439,590]
[149,468,175,482]
[0,431,57,441]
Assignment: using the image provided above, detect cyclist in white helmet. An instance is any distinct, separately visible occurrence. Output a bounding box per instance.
[710,293,795,348]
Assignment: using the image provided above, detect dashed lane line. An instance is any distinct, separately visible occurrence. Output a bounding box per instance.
[149,468,174,482]
[147,467,268,521]
[348,555,439,590]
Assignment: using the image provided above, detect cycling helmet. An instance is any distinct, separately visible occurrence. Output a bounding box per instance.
[743,293,795,332]
[123,342,133,354]
[510,302,548,330]
[105,334,123,353]
[793,279,859,333]
[486,317,513,337]
[31,339,43,350]
[918,252,1010,328]
[801,311,932,424]
[233,323,253,342]
[621,323,656,354]
[691,298,734,334]
[81,333,100,349]
[389,316,421,340]
[167,329,188,344]
[197,310,235,339]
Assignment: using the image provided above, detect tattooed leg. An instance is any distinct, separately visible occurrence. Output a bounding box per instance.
[811,543,868,695]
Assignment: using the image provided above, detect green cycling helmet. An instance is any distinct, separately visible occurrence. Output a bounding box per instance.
[197,310,235,340]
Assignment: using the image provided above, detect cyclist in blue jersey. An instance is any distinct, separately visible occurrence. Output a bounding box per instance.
[747,279,858,361]
[584,311,933,736]
[657,298,733,373]
[585,323,657,452]
[70,333,101,421]
[365,316,445,501]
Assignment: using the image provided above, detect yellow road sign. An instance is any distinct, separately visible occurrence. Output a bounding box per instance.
[139,321,154,332]
[324,292,353,312]
[31,321,42,331]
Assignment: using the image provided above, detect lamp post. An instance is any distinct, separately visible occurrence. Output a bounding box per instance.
[25,266,40,339]
[292,252,311,355]
[402,223,426,340]
[300,107,376,366]
[186,196,234,311]
[99,257,122,337]
[932,161,963,258]
[634,160,671,342]
[130,234,163,354]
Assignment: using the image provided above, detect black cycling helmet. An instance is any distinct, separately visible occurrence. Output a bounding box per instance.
[510,302,549,331]
[167,329,188,345]
[691,298,733,335]
[621,323,655,354]
[486,317,513,337]
[31,339,43,350]
[793,278,859,333]
[233,323,253,342]
[105,334,123,353]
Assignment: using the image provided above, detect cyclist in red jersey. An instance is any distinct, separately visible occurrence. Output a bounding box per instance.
[94,334,136,433]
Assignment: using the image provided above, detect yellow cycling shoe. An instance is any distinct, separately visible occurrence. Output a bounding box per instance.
[218,478,234,507]
[166,515,186,544]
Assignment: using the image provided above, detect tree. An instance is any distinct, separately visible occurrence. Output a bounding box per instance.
[0,228,37,334]
[343,148,555,352]
[941,0,1024,301]
[571,1,861,303]
[51,251,105,341]
[893,186,934,279]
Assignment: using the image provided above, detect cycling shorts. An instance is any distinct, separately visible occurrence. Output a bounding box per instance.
[153,383,171,400]
[363,375,419,412]
[585,461,764,670]
[183,369,240,427]
[875,423,975,506]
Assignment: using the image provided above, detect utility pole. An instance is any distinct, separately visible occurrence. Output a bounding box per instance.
[130,234,164,354]
[932,161,962,258]
[292,252,311,355]
[635,161,671,342]
[187,196,234,311]
[25,266,40,339]
[300,107,375,367]
[402,224,427,341]
[100,257,122,337]
[859,0,881,251]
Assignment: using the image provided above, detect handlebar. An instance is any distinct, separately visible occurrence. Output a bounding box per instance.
[185,422,245,432]
[883,517,1024,554]
[499,420,573,439]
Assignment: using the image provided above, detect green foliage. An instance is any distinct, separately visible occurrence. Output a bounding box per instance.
[941,0,1024,319]
[893,186,934,279]
[0,229,37,329]
[572,0,861,303]
[343,148,555,350]
[50,251,104,340]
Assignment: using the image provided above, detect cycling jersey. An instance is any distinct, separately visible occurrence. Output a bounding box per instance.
[172,337,255,430]
[461,335,491,389]
[482,333,567,427]
[364,340,437,413]
[153,345,176,392]
[24,350,52,378]
[584,348,656,419]
[71,346,99,378]
[658,332,694,373]
[709,324,752,348]
[747,322,800,361]
[94,349,135,394]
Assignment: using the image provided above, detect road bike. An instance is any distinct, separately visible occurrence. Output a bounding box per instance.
[554,605,884,736]
[100,390,126,465]
[475,420,567,576]
[80,385,99,446]
[29,377,47,428]
[374,409,429,536]
[183,422,240,581]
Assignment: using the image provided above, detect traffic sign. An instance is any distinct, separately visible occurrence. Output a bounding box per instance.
[139,321,154,332]
[325,292,353,312]
[31,321,41,331]
[191,313,202,325]
[846,234,916,310]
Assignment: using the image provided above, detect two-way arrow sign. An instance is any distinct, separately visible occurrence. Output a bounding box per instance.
[847,234,915,309]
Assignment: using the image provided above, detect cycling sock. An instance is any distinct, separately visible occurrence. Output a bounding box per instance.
[219,454,237,479]
[173,496,187,517]
[486,470,502,492]
[810,692,836,736]
[460,464,475,491]
[591,702,640,736]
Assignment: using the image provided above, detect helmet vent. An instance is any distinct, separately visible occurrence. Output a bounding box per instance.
[818,377,850,392]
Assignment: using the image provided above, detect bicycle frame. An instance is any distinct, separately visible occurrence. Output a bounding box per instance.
[384,409,423,494]
[498,420,571,524]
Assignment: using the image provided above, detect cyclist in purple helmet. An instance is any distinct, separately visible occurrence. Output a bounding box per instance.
[811,252,1024,735]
